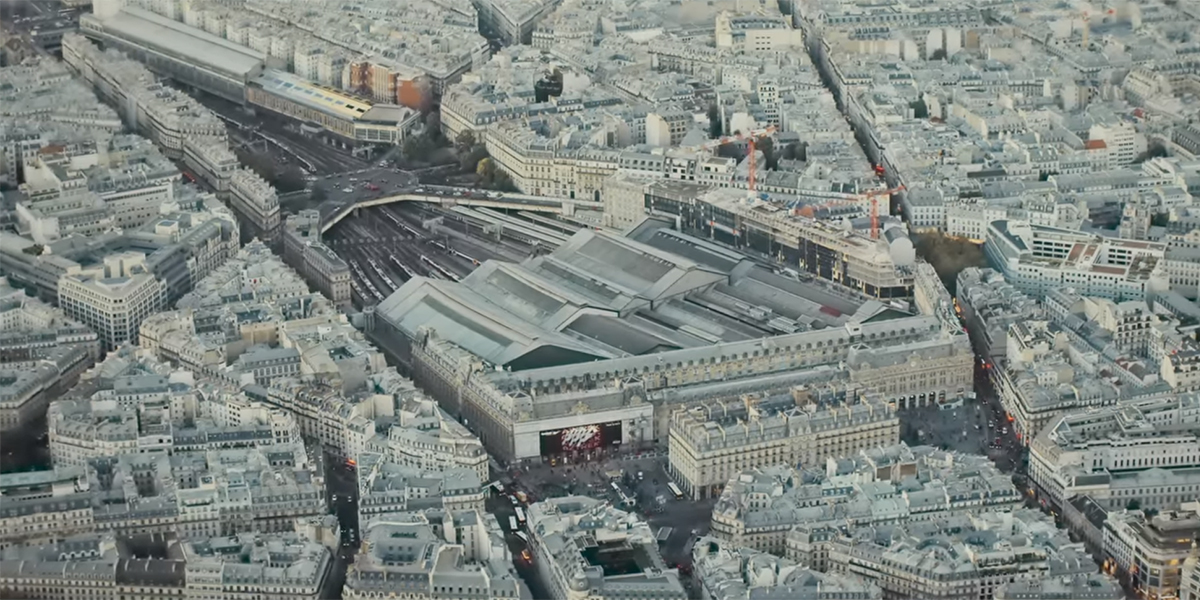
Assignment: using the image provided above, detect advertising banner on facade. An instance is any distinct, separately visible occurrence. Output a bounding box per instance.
[539,421,622,456]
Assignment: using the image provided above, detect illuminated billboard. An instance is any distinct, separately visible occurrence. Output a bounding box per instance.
[540,421,622,456]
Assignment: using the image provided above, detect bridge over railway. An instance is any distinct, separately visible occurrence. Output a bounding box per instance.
[318,185,603,234]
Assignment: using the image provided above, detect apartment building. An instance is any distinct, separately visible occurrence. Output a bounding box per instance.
[58,252,168,350]
[17,137,178,238]
[0,530,331,600]
[1088,122,1146,168]
[710,445,1020,555]
[1029,395,1200,512]
[353,453,485,526]
[601,171,655,230]
[984,220,1169,302]
[1183,549,1200,600]
[526,496,686,600]
[472,0,560,45]
[62,33,227,160]
[993,574,1123,600]
[140,241,443,462]
[0,278,100,434]
[693,536,881,600]
[182,135,239,197]
[1,186,236,306]
[365,396,489,483]
[714,12,803,51]
[344,510,525,600]
[47,349,299,467]
[827,509,1100,600]
[1104,507,1200,600]
[0,467,94,550]
[668,389,897,499]
[228,167,280,241]
[955,267,1042,363]
[282,210,352,308]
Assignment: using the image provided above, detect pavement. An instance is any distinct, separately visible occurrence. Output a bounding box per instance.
[323,452,362,558]
[315,168,419,210]
[497,449,715,580]
[900,363,1025,474]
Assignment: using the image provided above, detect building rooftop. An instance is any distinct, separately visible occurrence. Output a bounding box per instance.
[527,496,685,598]
[715,444,1019,534]
[346,509,525,598]
[0,56,122,133]
[379,222,885,372]
[87,7,265,79]
[693,536,881,600]
[670,390,895,453]
[251,68,415,125]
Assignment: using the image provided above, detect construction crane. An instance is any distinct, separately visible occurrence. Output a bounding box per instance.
[791,185,905,239]
[686,125,778,196]
[862,185,905,239]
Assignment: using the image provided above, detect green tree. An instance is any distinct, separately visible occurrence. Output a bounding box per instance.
[402,133,438,161]
[756,137,778,171]
[424,112,443,143]
[1126,499,1142,511]
[461,145,489,173]
[476,157,495,180]
[1133,141,1169,164]
[454,130,489,172]
[707,103,722,138]
[274,165,308,193]
[1151,212,1171,227]
[930,48,947,60]
[717,143,743,159]
[493,170,518,192]
[781,142,808,162]
[909,98,929,119]
[914,232,987,294]
[455,130,476,154]
[240,151,278,183]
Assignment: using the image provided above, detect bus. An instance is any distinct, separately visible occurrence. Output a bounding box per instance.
[667,482,683,500]
[508,517,518,532]
[515,507,526,524]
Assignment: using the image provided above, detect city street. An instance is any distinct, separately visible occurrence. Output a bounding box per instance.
[900,357,1025,474]
[323,452,362,557]
[193,93,371,175]
[498,450,715,579]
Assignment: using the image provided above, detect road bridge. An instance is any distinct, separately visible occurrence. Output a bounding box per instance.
[318,186,603,234]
